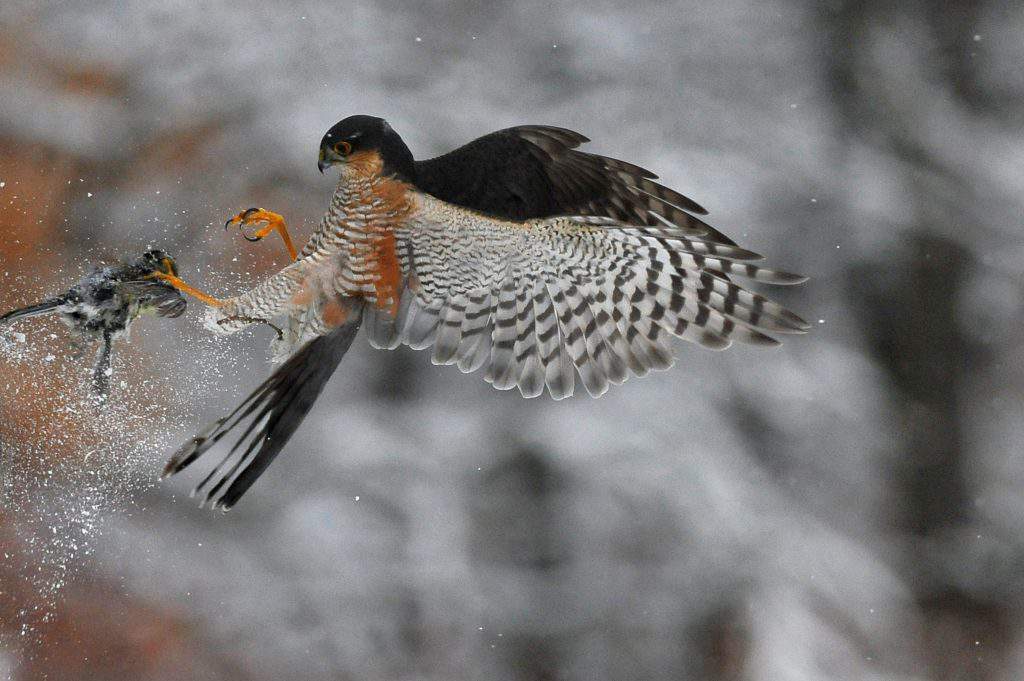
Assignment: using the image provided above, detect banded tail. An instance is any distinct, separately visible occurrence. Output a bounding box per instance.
[163,309,363,510]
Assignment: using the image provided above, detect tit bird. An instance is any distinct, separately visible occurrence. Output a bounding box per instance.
[0,249,187,398]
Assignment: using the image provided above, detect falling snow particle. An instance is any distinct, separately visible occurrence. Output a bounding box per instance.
[0,181,5,188]
[818,319,825,324]
[43,354,56,362]
[973,34,981,41]
[86,192,93,198]
[415,36,422,42]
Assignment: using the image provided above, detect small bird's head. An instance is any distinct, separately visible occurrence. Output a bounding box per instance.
[136,249,179,277]
[131,250,186,318]
[318,115,414,182]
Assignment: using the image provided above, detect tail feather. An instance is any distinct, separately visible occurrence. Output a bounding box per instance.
[0,298,65,324]
[163,309,363,510]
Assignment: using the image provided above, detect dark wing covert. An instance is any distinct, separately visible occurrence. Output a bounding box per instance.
[413,125,736,244]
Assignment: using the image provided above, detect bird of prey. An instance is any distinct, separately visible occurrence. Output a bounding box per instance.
[0,250,187,398]
[156,115,809,509]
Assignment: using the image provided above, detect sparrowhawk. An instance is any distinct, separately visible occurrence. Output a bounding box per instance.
[155,115,809,509]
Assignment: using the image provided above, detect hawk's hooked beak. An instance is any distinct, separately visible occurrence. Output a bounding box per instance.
[318,145,343,174]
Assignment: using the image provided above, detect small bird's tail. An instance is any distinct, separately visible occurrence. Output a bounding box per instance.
[0,298,65,324]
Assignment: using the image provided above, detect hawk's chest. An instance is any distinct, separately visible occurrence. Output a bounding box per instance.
[306,176,416,314]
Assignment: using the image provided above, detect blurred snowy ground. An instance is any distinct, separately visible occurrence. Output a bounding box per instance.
[0,0,1022,679]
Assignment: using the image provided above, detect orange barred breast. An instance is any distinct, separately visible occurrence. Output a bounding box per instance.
[336,162,415,316]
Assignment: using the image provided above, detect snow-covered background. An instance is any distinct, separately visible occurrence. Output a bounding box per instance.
[0,1,1022,679]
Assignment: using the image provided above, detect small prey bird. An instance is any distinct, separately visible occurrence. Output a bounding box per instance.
[0,250,187,398]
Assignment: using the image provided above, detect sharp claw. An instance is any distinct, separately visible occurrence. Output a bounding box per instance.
[226,208,273,244]
[217,314,284,339]
[224,218,233,231]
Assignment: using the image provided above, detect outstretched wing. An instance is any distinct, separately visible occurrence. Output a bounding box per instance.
[363,194,809,400]
[412,125,736,243]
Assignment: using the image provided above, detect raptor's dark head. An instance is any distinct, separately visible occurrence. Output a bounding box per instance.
[318,115,415,182]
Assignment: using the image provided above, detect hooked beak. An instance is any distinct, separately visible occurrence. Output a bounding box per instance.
[318,146,342,174]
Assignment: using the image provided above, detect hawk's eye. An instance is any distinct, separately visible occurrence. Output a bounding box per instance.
[333,140,352,155]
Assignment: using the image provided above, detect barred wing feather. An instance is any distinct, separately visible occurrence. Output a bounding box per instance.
[362,195,808,399]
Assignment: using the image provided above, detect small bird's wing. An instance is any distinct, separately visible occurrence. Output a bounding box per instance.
[363,196,809,400]
[412,125,737,243]
[163,310,362,510]
[118,280,187,318]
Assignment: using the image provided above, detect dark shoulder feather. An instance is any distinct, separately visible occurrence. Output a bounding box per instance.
[413,125,735,244]
[163,314,362,510]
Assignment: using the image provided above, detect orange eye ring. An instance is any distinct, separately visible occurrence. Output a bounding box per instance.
[333,140,352,155]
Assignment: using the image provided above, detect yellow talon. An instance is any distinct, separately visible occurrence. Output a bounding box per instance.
[146,271,225,308]
[226,207,298,261]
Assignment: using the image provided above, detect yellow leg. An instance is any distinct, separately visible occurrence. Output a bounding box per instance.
[226,208,298,261]
[147,272,225,308]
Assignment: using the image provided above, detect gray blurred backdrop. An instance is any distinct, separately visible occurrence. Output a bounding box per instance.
[0,1,1022,679]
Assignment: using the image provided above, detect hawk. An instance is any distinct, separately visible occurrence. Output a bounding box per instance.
[154,115,808,509]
